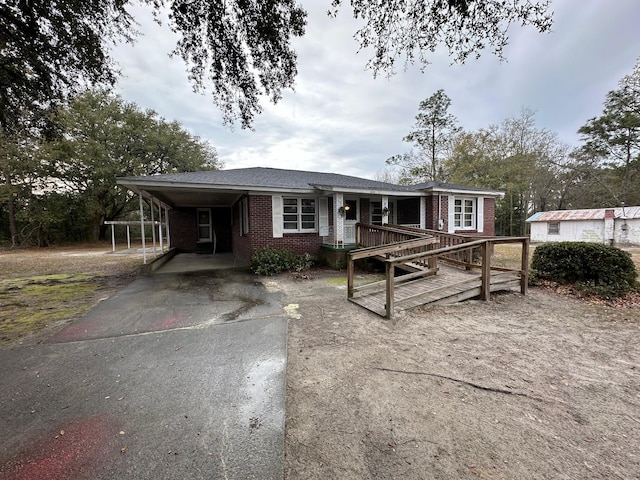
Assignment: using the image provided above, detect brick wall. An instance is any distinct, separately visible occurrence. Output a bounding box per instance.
[233,195,325,262]
[483,197,496,236]
[169,208,197,252]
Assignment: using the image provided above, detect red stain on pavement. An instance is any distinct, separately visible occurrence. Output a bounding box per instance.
[1,414,117,480]
[157,314,187,329]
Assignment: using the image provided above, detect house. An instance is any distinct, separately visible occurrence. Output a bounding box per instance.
[526,206,640,246]
[116,167,503,262]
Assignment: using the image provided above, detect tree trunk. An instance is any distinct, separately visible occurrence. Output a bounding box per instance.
[4,175,19,247]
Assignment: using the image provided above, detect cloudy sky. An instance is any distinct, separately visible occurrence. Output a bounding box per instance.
[112,1,640,179]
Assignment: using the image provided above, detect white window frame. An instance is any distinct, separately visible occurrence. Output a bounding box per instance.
[197,208,213,242]
[370,200,395,225]
[282,197,318,233]
[548,221,560,235]
[454,197,476,230]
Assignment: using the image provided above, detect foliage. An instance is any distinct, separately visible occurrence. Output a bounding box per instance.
[330,0,553,76]
[43,90,221,242]
[2,0,553,131]
[387,89,461,182]
[0,0,135,137]
[576,57,640,206]
[250,246,314,276]
[530,242,638,298]
[447,109,572,236]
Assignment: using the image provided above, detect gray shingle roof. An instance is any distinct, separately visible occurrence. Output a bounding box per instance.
[118,167,503,195]
[119,167,415,192]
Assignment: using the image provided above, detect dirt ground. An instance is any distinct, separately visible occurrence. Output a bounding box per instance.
[272,269,640,480]
[2,245,640,479]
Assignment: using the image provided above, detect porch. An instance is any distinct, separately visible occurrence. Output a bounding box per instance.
[347,224,529,319]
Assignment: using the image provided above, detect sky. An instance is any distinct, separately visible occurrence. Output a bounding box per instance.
[112,1,640,180]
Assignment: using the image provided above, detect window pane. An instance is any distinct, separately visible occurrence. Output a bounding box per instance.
[283,214,297,222]
[198,226,210,238]
[198,211,209,224]
[283,206,297,214]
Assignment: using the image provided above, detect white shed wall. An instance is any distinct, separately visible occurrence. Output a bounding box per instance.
[531,218,640,245]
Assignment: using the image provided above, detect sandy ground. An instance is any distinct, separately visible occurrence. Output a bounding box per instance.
[270,269,640,480]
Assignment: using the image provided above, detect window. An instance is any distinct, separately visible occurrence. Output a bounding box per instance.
[283,197,317,232]
[240,198,249,235]
[454,198,476,230]
[197,208,212,241]
[548,222,560,235]
[370,201,395,225]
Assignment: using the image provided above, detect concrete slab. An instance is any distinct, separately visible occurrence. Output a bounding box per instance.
[0,261,287,480]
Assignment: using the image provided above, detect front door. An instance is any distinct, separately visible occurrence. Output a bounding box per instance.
[344,198,358,244]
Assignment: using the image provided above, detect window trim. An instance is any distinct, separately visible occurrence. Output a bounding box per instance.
[453,197,476,230]
[197,208,213,242]
[282,197,318,233]
[548,221,560,235]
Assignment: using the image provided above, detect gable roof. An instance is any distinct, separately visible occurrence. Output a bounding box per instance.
[526,206,640,222]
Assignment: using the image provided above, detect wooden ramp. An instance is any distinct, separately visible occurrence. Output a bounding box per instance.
[349,265,522,318]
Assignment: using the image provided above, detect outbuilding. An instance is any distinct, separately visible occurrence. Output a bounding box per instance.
[526,206,640,245]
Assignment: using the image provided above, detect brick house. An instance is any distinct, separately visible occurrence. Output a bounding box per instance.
[117,167,503,261]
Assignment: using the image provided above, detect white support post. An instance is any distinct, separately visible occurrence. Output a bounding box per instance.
[126,225,131,249]
[110,224,116,252]
[382,196,389,225]
[150,197,157,258]
[157,200,164,252]
[165,206,171,249]
[420,197,427,229]
[139,193,147,264]
[335,192,344,246]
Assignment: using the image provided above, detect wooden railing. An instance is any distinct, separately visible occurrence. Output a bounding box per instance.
[348,223,530,319]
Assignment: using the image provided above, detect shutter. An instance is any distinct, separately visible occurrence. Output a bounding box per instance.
[319,197,329,236]
[272,195,283,238]
[447,195,455,233]
[477,197,484,233]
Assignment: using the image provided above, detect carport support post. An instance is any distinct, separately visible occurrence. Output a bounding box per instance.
[157,199,164,252]
[139,193,147,264]
[110,224,116,252]
[126,225,131,249]
[150,198,157,258]
[165,206,171,249]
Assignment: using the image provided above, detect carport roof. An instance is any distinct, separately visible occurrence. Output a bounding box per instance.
[117,167,502,207]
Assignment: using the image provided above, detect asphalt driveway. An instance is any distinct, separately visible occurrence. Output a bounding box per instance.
[0,255,288,480]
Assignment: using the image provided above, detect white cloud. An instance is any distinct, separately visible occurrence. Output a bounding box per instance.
[111,0,640,179]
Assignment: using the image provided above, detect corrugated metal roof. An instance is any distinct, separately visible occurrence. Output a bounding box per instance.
[526,206,640,222]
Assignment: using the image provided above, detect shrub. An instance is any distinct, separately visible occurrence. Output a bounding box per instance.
[250,246,314,276]
[530,242,638,298]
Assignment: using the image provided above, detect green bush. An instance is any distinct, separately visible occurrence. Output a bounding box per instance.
[250,246,314,276]
[530,242,638,298]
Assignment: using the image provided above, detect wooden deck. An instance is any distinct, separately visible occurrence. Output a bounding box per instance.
[349,264,522,317]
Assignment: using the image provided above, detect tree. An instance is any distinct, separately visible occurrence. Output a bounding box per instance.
[2,1,552,131]
[387,89,462,182]
[446,109,572,235]
[577,57,640,205]
[44,90,221,242]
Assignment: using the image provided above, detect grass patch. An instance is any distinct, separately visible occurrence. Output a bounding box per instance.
[0,274,101,345]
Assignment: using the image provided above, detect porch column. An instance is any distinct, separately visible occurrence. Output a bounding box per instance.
[381,196,389,225]
[335,192,345,245]
[139,193,147,264]
[420,197,427,229]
